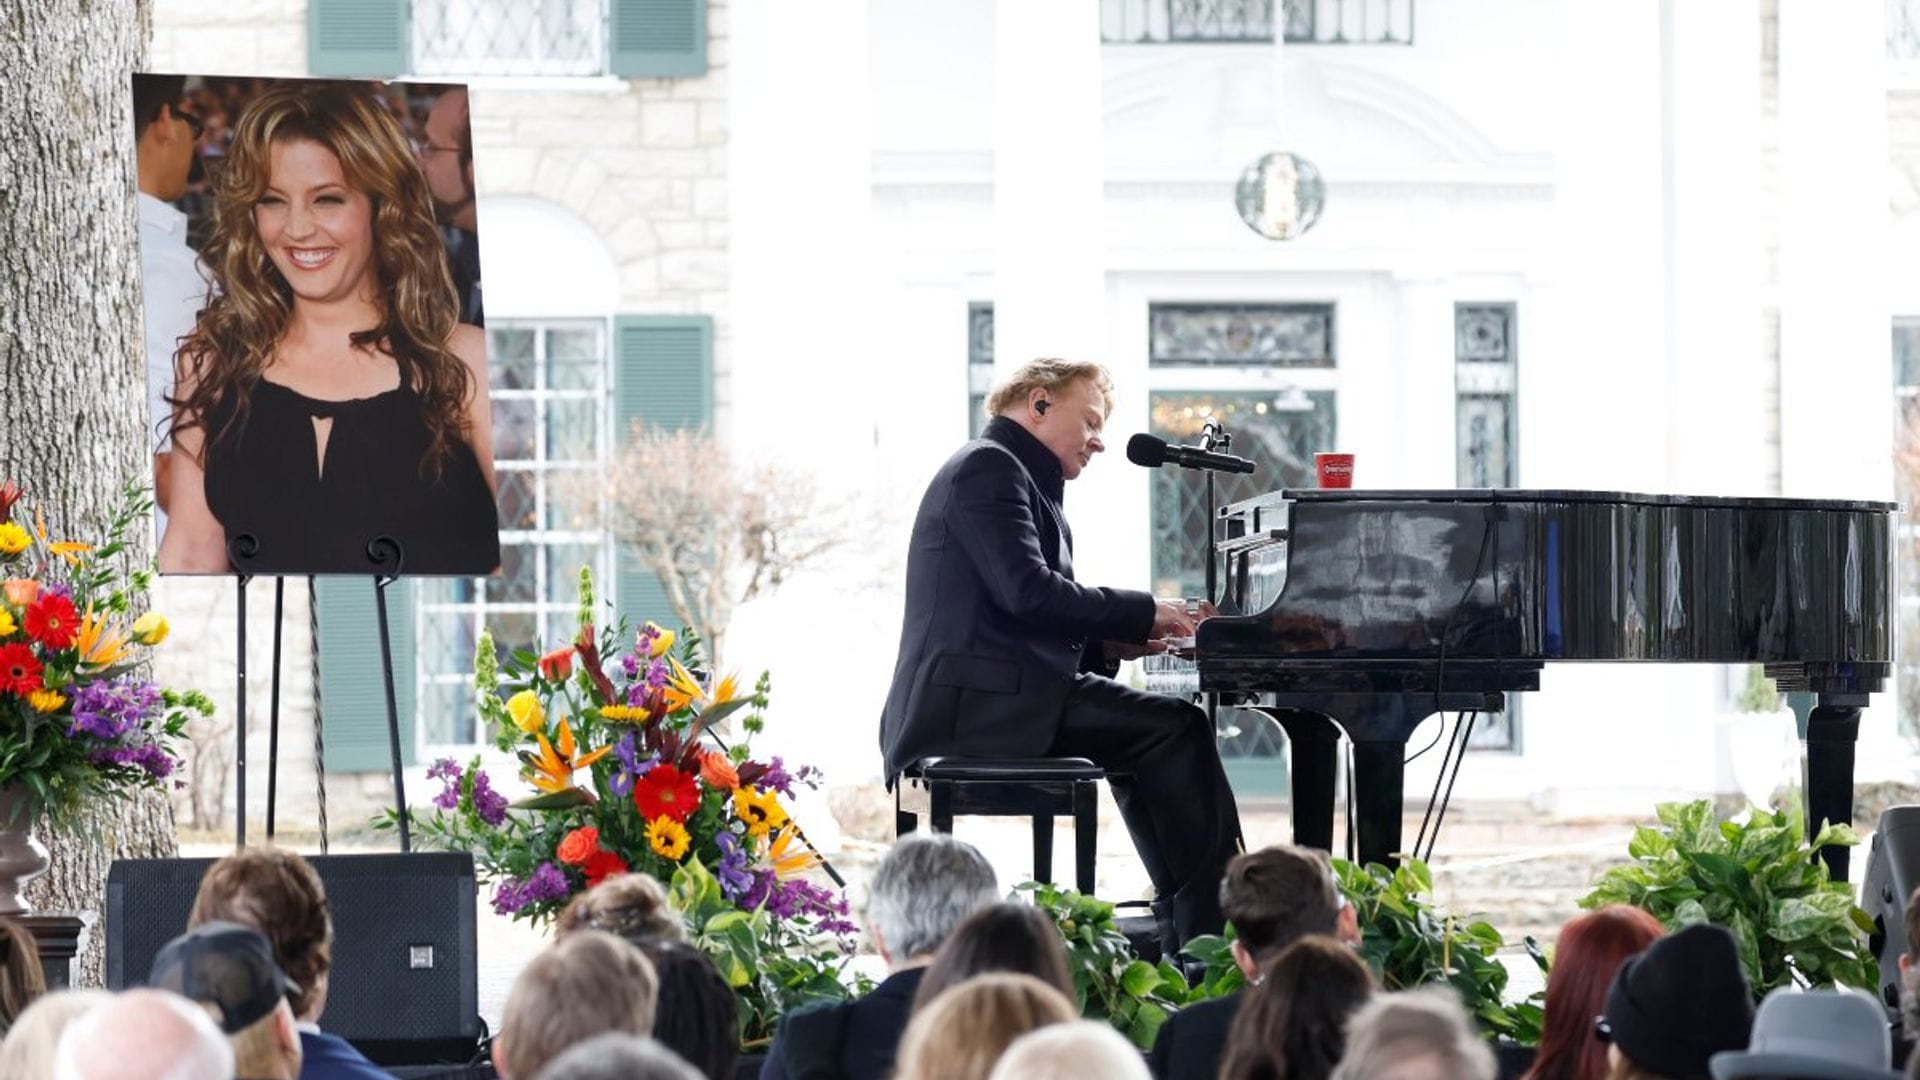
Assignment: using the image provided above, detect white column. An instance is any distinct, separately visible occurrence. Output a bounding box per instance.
[1390,268,1457,489]
[1666,0,1768,497]
[1777,0,1893,502]
[993,0,1106,371]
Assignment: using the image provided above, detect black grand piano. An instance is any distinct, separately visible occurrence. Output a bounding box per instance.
[1179,488,1895,878]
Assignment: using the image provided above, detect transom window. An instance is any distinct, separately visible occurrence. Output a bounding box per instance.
[413,0,608,77]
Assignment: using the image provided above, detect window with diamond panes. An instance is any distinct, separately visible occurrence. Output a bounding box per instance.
[415,320,611,747]
[968,303,995,438]
[1147,302,1337,795]
[1100,0,1415,45]
[412,0,606,76]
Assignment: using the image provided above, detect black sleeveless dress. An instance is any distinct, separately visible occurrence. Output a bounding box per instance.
[202,377,501,575]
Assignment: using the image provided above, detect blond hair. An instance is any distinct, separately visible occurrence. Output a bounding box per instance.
[894,973,1078,1080]
[499,930,658,1079]
[226,1001,297,1080]
[984,359,1114,420]
[0,989,109,1078]
[556,873,684,945]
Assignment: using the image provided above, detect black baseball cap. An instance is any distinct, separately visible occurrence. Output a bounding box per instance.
[148,920,300,1034]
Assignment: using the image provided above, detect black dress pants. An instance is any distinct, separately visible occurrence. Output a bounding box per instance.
[1045,674,1243,943]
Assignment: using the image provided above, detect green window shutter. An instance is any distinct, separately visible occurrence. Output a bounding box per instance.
[612,315,713,636]
[610,0,708,78]
[309,0,410,78]
[314,578,417,772]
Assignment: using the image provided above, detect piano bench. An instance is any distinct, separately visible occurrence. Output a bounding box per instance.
[894,756,1102,896]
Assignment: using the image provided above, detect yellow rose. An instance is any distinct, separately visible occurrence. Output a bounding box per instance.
[0,523,27,557]
[505,690,545,734]
[0,610,14,638]
[646,623,676,658]
[131,612,170,646]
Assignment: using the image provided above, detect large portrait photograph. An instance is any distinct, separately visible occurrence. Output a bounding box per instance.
[135,73,499,577]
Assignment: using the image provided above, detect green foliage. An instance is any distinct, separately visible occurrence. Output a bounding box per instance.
[1580,799,1877,997]
[1734,665,1783,714]
[1334,857,1543,1045]
[1019,881,1207,1049]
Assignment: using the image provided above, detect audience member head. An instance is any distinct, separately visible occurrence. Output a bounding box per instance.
[51,988,236,1080]
[626,940,736,1080]
[1220,844,1357,977]
[533,1032,703,1080]
[894,972,1079,1080]
[866,833,998,967]
[0,988,109,1079]
[911,902,1075,1012]
[986,1019,1152,1080]
[1900,884,1920,1038]
[557,871,684,943]
[1600,923,1753,1080]
[147,920,302,1080]
[1219,935,1376,1080]
[1709,987,1898,1080]
[1525,905,1665,1080]
[0,917,46,1034]
[496,929,659,1080]
[188,845,333,1021]
[1331,988,1497,1080]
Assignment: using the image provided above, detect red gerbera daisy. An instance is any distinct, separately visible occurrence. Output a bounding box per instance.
[23,594,78,650]
[582,849,629,887]
[632,763,700,823]
[0,644,43,696]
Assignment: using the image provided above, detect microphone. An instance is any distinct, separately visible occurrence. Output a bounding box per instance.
[1126,433,1257,474]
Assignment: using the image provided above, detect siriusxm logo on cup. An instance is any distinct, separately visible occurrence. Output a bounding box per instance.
[1315,452,1355,489]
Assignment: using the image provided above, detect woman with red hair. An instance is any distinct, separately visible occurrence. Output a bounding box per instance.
[1524,905,1665,1080]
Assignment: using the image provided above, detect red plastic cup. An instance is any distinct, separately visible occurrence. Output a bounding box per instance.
[1315,452,1355,489]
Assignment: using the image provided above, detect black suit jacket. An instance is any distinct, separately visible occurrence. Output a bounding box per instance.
[760,966,925,1080]
[879,417,1156,780]
[1148,991,1242,1080]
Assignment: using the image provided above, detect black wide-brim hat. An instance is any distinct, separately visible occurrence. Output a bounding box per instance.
[1603,923,1756,1078]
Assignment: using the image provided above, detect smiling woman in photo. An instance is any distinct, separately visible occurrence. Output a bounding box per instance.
[157,81,499,576]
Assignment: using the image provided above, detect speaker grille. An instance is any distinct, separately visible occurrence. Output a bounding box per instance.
[107,852,479,1065]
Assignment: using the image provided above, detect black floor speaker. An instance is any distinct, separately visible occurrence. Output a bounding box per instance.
[106,851,481,1066]
[1864,805,1920,1020]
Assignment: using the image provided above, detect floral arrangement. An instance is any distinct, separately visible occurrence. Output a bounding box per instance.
[0,481,202,824]
[397,568,864,1045]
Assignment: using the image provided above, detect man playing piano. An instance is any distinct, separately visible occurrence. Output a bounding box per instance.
[879,357,1244,953]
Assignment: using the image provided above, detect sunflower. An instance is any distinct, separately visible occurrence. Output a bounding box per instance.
[732,785,788,839]
[598,703,651,724]
[646,815,691,861]
[25,689,65,714]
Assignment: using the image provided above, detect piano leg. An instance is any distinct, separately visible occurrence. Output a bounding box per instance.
[1260,709,1342,852]
[1804,695,1865,881]
[1352,740,1408,869]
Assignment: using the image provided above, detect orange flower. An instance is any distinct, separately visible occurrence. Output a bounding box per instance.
[760,825,821,879]
[538,646,573,681]
[524,715,613,795]
[699,749,739,791]
[556,825,600,866]
[74,611,129,669]
[46,541,91,567]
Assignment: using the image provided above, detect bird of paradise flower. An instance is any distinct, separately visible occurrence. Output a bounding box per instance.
[516,715,612,807]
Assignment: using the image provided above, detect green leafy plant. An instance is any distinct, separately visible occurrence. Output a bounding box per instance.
[1019,881,1211,1049]
[1334,857,1544,1045]
[1579,799,1876,997]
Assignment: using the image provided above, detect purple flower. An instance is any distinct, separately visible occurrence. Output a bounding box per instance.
[427,758,463,781]
[471,771,508,827]
[608,733,657,798]
[88,742,174,780]
[714,832,754,901]
[620,652,641,680]
[492,861,571,916]
[758,758,795,797]
[69,677,162,740]
[645,659,670,689]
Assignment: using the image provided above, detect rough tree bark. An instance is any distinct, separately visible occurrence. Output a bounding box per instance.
[0,0,178,987]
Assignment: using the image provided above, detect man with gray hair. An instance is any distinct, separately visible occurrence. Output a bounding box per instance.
[50,988,237,1080]
[761,833,999,1080]
[535,1033,701,1080]
[1330,988,1496,1080]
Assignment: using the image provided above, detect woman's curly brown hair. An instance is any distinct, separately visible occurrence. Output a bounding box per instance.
[171,81,472,474]
[188,847,333,1020]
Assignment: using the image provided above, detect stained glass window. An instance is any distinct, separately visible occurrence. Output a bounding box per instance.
[1456,303,1519,750]
[414,319,612,746]
[1149,303,1335,368]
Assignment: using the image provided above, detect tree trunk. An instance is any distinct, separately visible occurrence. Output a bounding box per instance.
[1,0,174,988]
